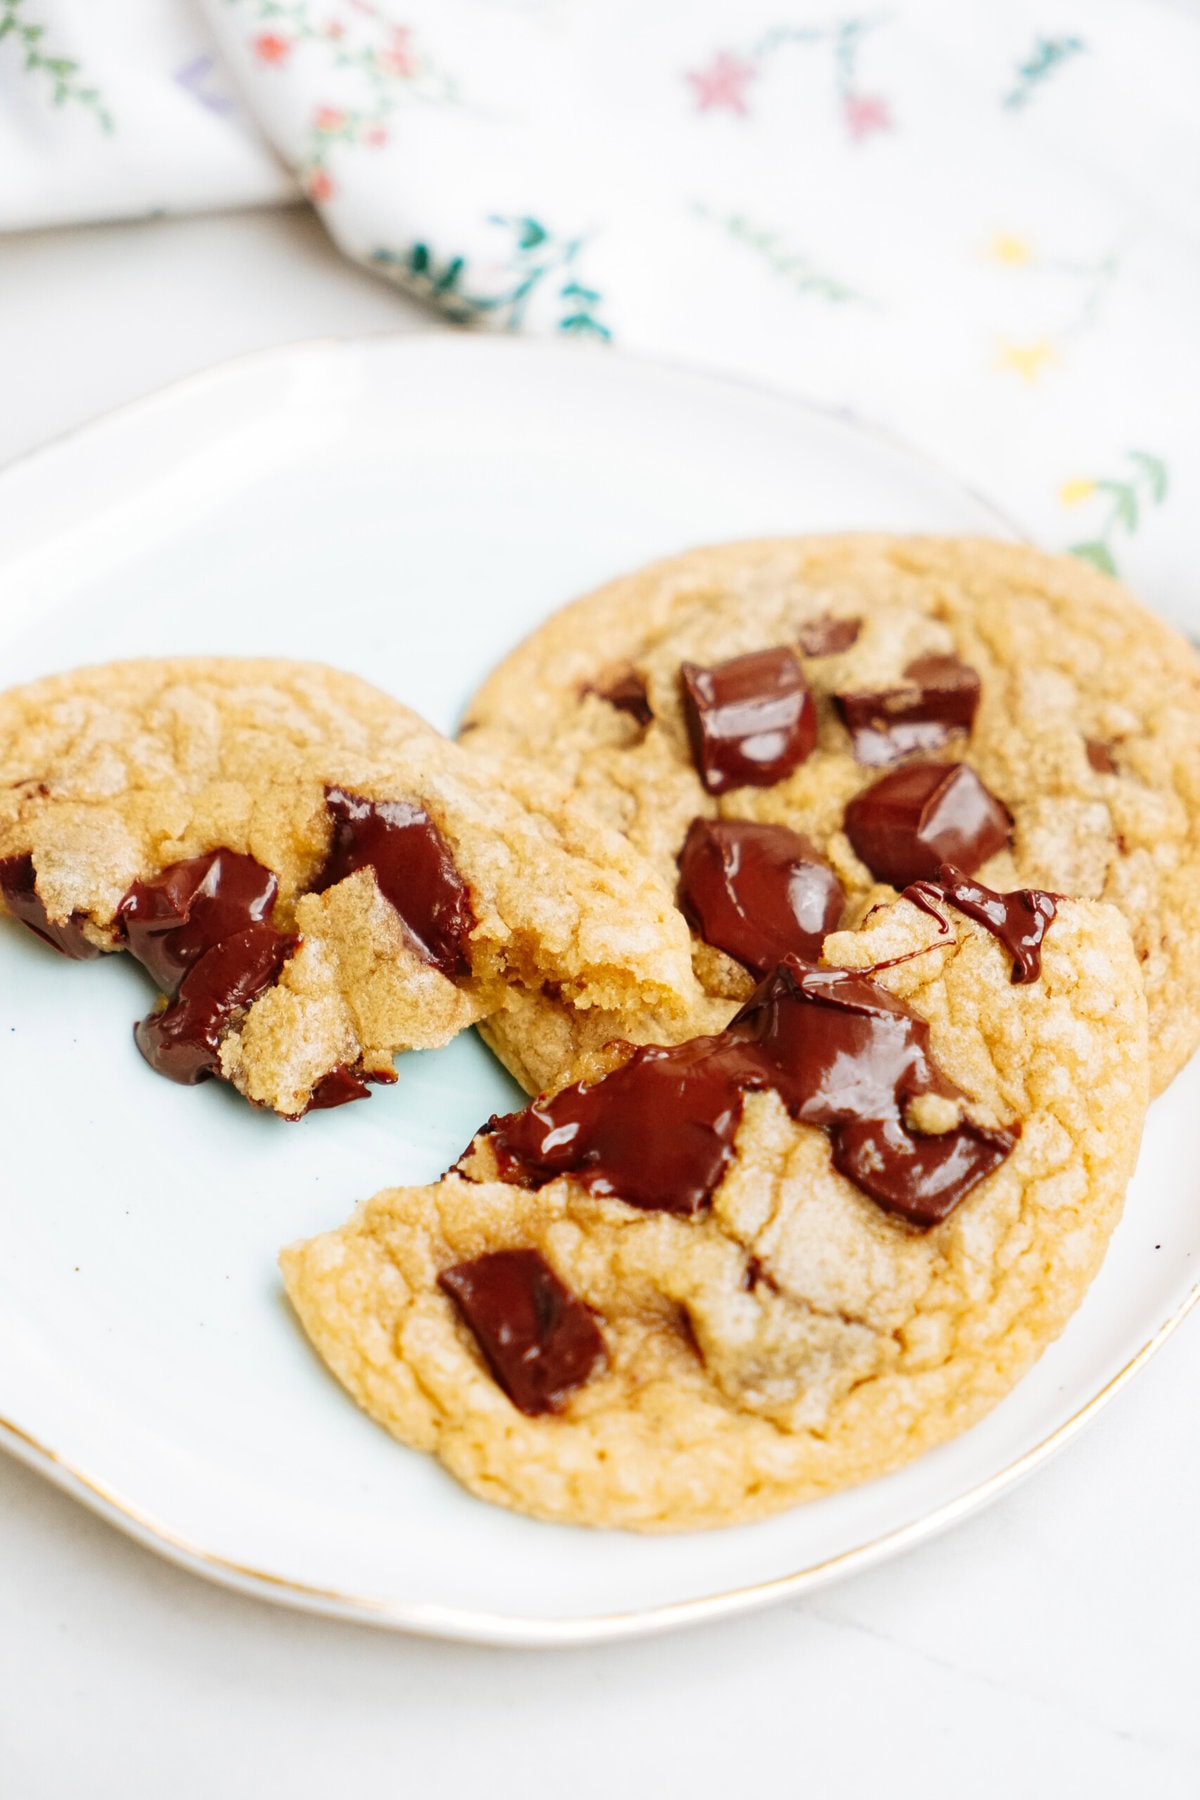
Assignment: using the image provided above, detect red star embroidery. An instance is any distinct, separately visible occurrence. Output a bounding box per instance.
[686,51,757,117]
[844,93,893,140]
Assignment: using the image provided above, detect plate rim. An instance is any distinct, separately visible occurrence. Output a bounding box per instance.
[1,329,1183,1648]
[4,1282,1196,1646]
[0,329,1029,543]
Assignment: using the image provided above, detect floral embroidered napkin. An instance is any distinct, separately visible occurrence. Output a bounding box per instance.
[4,0,1198,619]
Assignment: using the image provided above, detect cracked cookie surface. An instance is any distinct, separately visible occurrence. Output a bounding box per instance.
[462,536,1200,1095]
[281,889,1147,1530]
[0,658,697,1116]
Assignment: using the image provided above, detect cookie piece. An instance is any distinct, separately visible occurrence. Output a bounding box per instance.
[0,658,698,1117]
[462,536,1200,1095]
[281,887,1147,1530]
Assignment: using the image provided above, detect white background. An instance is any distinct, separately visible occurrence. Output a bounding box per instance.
[2,205,1199,1797]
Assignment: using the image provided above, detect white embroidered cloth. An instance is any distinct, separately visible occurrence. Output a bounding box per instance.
[3,0,1198,610]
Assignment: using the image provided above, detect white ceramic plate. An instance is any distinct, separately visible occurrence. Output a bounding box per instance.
[1,335,1195,1646]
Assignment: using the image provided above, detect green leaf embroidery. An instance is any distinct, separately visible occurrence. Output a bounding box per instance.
[1069,541,1117,576]
[1129,451,1168,504]
[694,206,867,305]
[0,0,113,131]
[1095,480,1138,533]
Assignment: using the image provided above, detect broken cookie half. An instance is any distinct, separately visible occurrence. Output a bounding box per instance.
[0,658,699,1117]
[282,883,1148,1530]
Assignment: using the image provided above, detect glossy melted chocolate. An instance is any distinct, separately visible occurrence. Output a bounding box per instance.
[118,850,278,995]
[439,1249,607,1415]
[314,787,475,980]
[116,849,298,1086]
[676,817,844,975]
[905,865,1058,984]
[134,919,298,1084]
[835,653,981,767]
[304,1062,398,1113]
[488,958,1018,1227]
[680,648,816,795]
[797,615,861,657]
[589,667,653,727]
[0,852,99,960]
[843,760,1011,888]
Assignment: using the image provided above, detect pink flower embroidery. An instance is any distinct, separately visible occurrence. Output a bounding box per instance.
[323,20,345,38]
[253,32,290,65]
[307,168,335,202]
[843,93,893,140]
[364,125,388,147]
[686,50,757,116]
[314,105,346,132]
[379,26,416,77]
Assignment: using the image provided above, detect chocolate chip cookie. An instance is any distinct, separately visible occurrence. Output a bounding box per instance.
[462,536,1200,1095]
[0,658,697,1117]
[281,882,1148,1530]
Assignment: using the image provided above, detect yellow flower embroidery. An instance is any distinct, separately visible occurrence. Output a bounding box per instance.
[989,233,1033,265]
[996,338,1058,382]
[1059,478,1096,506]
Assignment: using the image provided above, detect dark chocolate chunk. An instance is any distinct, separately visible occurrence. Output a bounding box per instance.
[314,788,475,981]
[118,850,278,996]
[588,667,653,727]
[904,865,1058,984]
[0,852,99,960]
[303,1062,398,1114]
[1086,738,1117,775]
[680,648,816,795]
[831,1115,1018,1227]
[133,920,298,1084]
[676,817,844,975]
[487,957,1017,1228]
[439,1249,607,1416]
[843,760,1011,888]
[835,653,981,767]
[797,615,861,657]
[490,1033,750,1216]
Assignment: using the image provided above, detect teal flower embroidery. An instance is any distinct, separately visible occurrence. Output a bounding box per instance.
[1003,36,1086,111]
[373,216,611,340]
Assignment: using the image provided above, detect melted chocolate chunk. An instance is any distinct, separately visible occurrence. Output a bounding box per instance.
[134,920,298,1084]
[1086,738,1117,775]
[831,1115,1017,1227]
[488,958,1018,1228]
[118,850,278,996]
[835,653,981,767]
[303,1062,398,1114]
[680,648,816,795]
[439,1249,607,1416]
[843,760,1011,888]
[677,817,844,975]
[588,667,653,727]
[0,852,99,960]
[490,1034,749,1216]
[314,788,475,980]
[905,865,1058,984]
[797,615,861,657]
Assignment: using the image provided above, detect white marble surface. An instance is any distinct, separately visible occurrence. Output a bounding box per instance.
[1,205,1199,1798]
